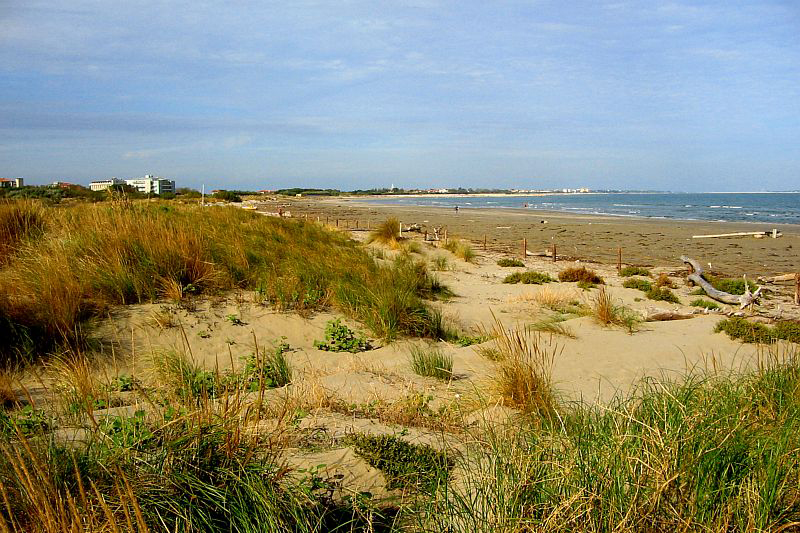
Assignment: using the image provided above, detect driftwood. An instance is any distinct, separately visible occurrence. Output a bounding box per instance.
[645,309,695,322]
[758,273,798,283]
[692,230,781,239]
[681,256,763,309]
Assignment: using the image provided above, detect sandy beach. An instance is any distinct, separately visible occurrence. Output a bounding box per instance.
[257,195,800,276]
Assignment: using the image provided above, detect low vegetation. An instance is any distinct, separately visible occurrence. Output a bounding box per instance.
[691,298,721,310]
[705,276,759,295]
[645,285,681,303]
[654,272,677,288]
[593,286,642,333]
[715,317,800,344]
[622,277,652,291]
[314,319,371,353]
[367,216,401,247]
[502,271,554,284]
[619,266,651,277]
[558,266,604,284]
[410,346,453,380]
[496,258,524,267]
[442,239,475,262]
[0,203,452,363]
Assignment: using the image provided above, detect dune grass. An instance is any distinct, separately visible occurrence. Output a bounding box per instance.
[558,266,604,284]
[410,345,453,380]
[367,216,401,247]
[716,317,800,344]
[497,258,524,267]
[442,239,476,262]
[691,298,721,310]
[593,286,642,333]
[0,202,450,363]
[619,266,651,277]
[502,271,554,284]
[622,277,653,291]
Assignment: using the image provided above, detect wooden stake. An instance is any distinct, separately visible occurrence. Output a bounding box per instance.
[795,273,800,306]
[355,220,359,229]
[399,222,403,237]
[335,219,339,227]
[444,230,448,245]
[552,243,557,262]
[424,230,428,242]
[617,247,622,273]
[522,238,527,258]
[483,234,487,250]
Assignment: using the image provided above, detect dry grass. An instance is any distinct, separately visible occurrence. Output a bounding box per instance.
[442,239,476,262]
[592,286,642,333]
[558,266,604,284]
[367,217,401,248]
[0,200,46,265]
[655,272,677,288]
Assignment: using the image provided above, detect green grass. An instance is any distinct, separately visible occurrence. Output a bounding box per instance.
[716,317,800,344]
[503,271,555,284]
[367,217,401,247]
[497,258,525,267]
[558,266,604,284]
[0,202,451,363]
[619,266,651,277]
[645,286,681,303]
[622,278,652,292]
[691,298,721,310]
[708,276,759,295]
[442,239,476,262]
[410,346,453,380]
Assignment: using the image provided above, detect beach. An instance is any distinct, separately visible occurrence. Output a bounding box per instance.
[260,195,800,276]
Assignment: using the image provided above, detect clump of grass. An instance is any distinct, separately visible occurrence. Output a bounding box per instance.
[240,341,292,390]
[620,266,651,277]
[348,433,454,491]
[0,200,46,264]
[558,266,604,284]
[623,278,652,291]
[442,239,475,262]
[503,271,554,284]
[655,272,677,288]
[314,319,371,353]
[367,217,401,247]
[645,286,680,303]
[691,298,720,310]
[431,255,450,271]
[401,240,422,254]
[716,317,800,344]
[576,280,596,290]
[410,345,453,380]
[530,316,576,338]
[707,276,758,295]
[593,286,642,333]
[497,258,524,267]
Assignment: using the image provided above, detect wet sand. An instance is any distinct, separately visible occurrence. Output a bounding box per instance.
[257,195,799,276]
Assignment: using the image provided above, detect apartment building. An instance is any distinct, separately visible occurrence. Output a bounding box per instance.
[90,175,176,195]
[0,178,24,188]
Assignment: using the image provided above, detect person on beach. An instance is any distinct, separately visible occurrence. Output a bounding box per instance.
[454,205,459,212]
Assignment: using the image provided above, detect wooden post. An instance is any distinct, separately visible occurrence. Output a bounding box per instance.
[617,247,622,273]
[317,216,320,222]
[367,220,370,230]
[336,219,339,227]
[424,230,428,242]
[483,234,487,250]
[795,273,800,305]
[444,230,448,245]
[773,229,778,239]
[399,222,403,237]
[522,238,527,258]
[552,243,557,262]
[326,216,329,225]
[355,219,359,229]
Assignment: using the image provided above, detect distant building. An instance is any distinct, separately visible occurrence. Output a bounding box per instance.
[0,178,24,188]
[90,175,175,195]
[125,175,175,195]
[90,177,125,191]
[51,181,79,189]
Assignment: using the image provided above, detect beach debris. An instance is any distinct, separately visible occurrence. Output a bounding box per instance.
[405,223,422,233]
[644,308,695,321]
[692,229,781,239]
[681,255,763,309]
[758,273,798,283]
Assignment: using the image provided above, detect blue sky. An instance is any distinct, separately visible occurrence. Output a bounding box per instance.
[1,1,798,191]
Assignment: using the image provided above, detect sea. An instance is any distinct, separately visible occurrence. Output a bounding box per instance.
[359,192,800,226]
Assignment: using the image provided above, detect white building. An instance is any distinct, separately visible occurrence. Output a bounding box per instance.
[90,175,175,195]
[125,175,175,195]
[90,178,124,191]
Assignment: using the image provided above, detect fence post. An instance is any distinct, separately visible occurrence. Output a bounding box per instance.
[617,247,622,273]
[522,238,527,259]
[483,234,487,250]
[552,243,557,262]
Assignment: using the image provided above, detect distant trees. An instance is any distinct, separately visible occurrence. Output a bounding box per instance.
[212,190,242,202]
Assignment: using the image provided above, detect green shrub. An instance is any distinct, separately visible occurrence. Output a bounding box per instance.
[576,280,596,290]
[708,276,758,296]
[240,341,292,390]
[774,321,800,343]
[623,278,652,292]
[410,346,453,380]
[715,318,775,344]
[367,217,401,247]
[212,190,242,202]
[314,319,371,353]
[558,267,604,284]
[691,299,720,310]
[431,255,449,271]
[645,286,680,303]
[497,258,525,267]
[503,271,554,285]
[348,433,454,491]
[620,266,651,277]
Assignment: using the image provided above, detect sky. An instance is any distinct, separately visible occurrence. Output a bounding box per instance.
[1,1,798,192]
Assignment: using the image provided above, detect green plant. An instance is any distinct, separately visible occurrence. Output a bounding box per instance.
[348,433,454,491]
[707,276,758,296]
[0,406,51,436]
[442,239,475,262]
[576,280,596,290]
[645,286,680,303]
[240,341,292,390]
[530,316,576,338]
[622,278,652,292]
[497,258,525,267]
[105,374,138,392]
[431,255,450,271]
[691,298,720,310]
[716,318,800,344]
[410,346,453,380]
[558,266,604,284]
[503,271,554,284]
[620,266,651,277]
[593,286,642,332]
[452,334,489,347]
[226,314,246,326]
[314,319,371,353]
[367,217,401,247]
[655,273,677,288]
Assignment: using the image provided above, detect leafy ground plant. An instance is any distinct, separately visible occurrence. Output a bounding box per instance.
[503,271,554,284]
[314,319,371,353]
[622,278,652,292]
[691,298,720,310]
[715,317,800,344]
[620,266,651,277]
[645,286,680,303]
[558,266,604,284]
[497,258,524,267]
